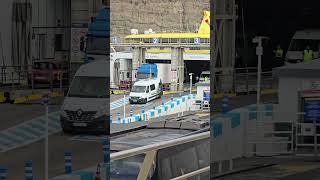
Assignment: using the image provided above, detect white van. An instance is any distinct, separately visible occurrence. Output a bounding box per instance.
[129,79,162,104]
[286,29,320,63]
[199,71,210,82]
[60,61,109,133]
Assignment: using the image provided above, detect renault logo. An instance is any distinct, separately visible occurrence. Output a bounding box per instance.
[77,109,83,117]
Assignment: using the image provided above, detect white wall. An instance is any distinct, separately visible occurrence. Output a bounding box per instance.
[278,76,320,122]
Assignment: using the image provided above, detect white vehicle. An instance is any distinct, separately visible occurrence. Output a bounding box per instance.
[286,29,320,63]
[199,71,210,82]
[60,61,109,133]
[129,79,162,104]
[156,63,171,85]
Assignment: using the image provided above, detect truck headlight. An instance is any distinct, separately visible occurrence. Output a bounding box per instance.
[94,106,108,118]
[60,110,68,119]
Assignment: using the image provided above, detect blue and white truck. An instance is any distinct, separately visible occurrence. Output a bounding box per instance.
[84,6,110,63]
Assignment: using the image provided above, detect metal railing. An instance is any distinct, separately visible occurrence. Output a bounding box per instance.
[0,65,70,91]
[213,67,277,94]
[0,65,31,87]
[110,131,210,180]
[112,36,210,44]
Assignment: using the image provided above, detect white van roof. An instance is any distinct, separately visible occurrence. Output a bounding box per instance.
[293,29,320,40]
[133,79,158,86]
[201,71,210,75]
[75,61,109,77]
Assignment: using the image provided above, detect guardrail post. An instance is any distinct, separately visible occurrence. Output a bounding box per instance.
[60,72,63,91]
[0,166,7,180]
[18,71,21,84]
[31,71,34,91]
[117,112,121,125]
[222,95,229,115]
[64,150,72,174]
[25,160,33,180]
[49,69,53,93]
[246,68,249,95]
[102,139,109,164]
[130,110,133,117]
[11,72,14,88]
[141,106,145,121]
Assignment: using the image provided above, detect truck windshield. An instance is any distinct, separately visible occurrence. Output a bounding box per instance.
[110,155,154,180]
[86,36,109,55]
[137,73,154,80]
[289,39,320,51]
[200,73,210,81]
[68,76,107,98]
[131,86,146,93]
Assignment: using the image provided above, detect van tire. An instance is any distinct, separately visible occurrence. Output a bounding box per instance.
[158,91,162,99]
[62,128,72,134]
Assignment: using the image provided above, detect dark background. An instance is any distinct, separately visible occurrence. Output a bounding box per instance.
[235,0,320,68]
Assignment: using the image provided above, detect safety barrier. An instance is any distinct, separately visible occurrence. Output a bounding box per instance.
[10,90,64,104]
[110,89,129,95]
[211,103,296,175]
[51,139,109,180]
[111,94,197,124]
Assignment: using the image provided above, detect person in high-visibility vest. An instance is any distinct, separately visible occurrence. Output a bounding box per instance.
[274,45,283,58]
[303,46,313,62]
[273,45,284,67]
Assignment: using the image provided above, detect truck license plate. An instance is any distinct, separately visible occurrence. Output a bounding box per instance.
[73,122,87,127]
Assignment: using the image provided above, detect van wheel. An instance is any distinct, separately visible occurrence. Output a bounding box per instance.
[62,128,72,134]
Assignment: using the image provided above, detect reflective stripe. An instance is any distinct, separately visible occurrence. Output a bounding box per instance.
[25,167,32,171]
[65,162,72,166]
[275,49,283,57]
[304,50,313,61]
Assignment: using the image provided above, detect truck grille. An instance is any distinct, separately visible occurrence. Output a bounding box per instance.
[130,96,140,100]
[65,110,97,122]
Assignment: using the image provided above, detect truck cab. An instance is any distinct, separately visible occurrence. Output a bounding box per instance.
[84,6,110,62]
[136,64,158,81]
